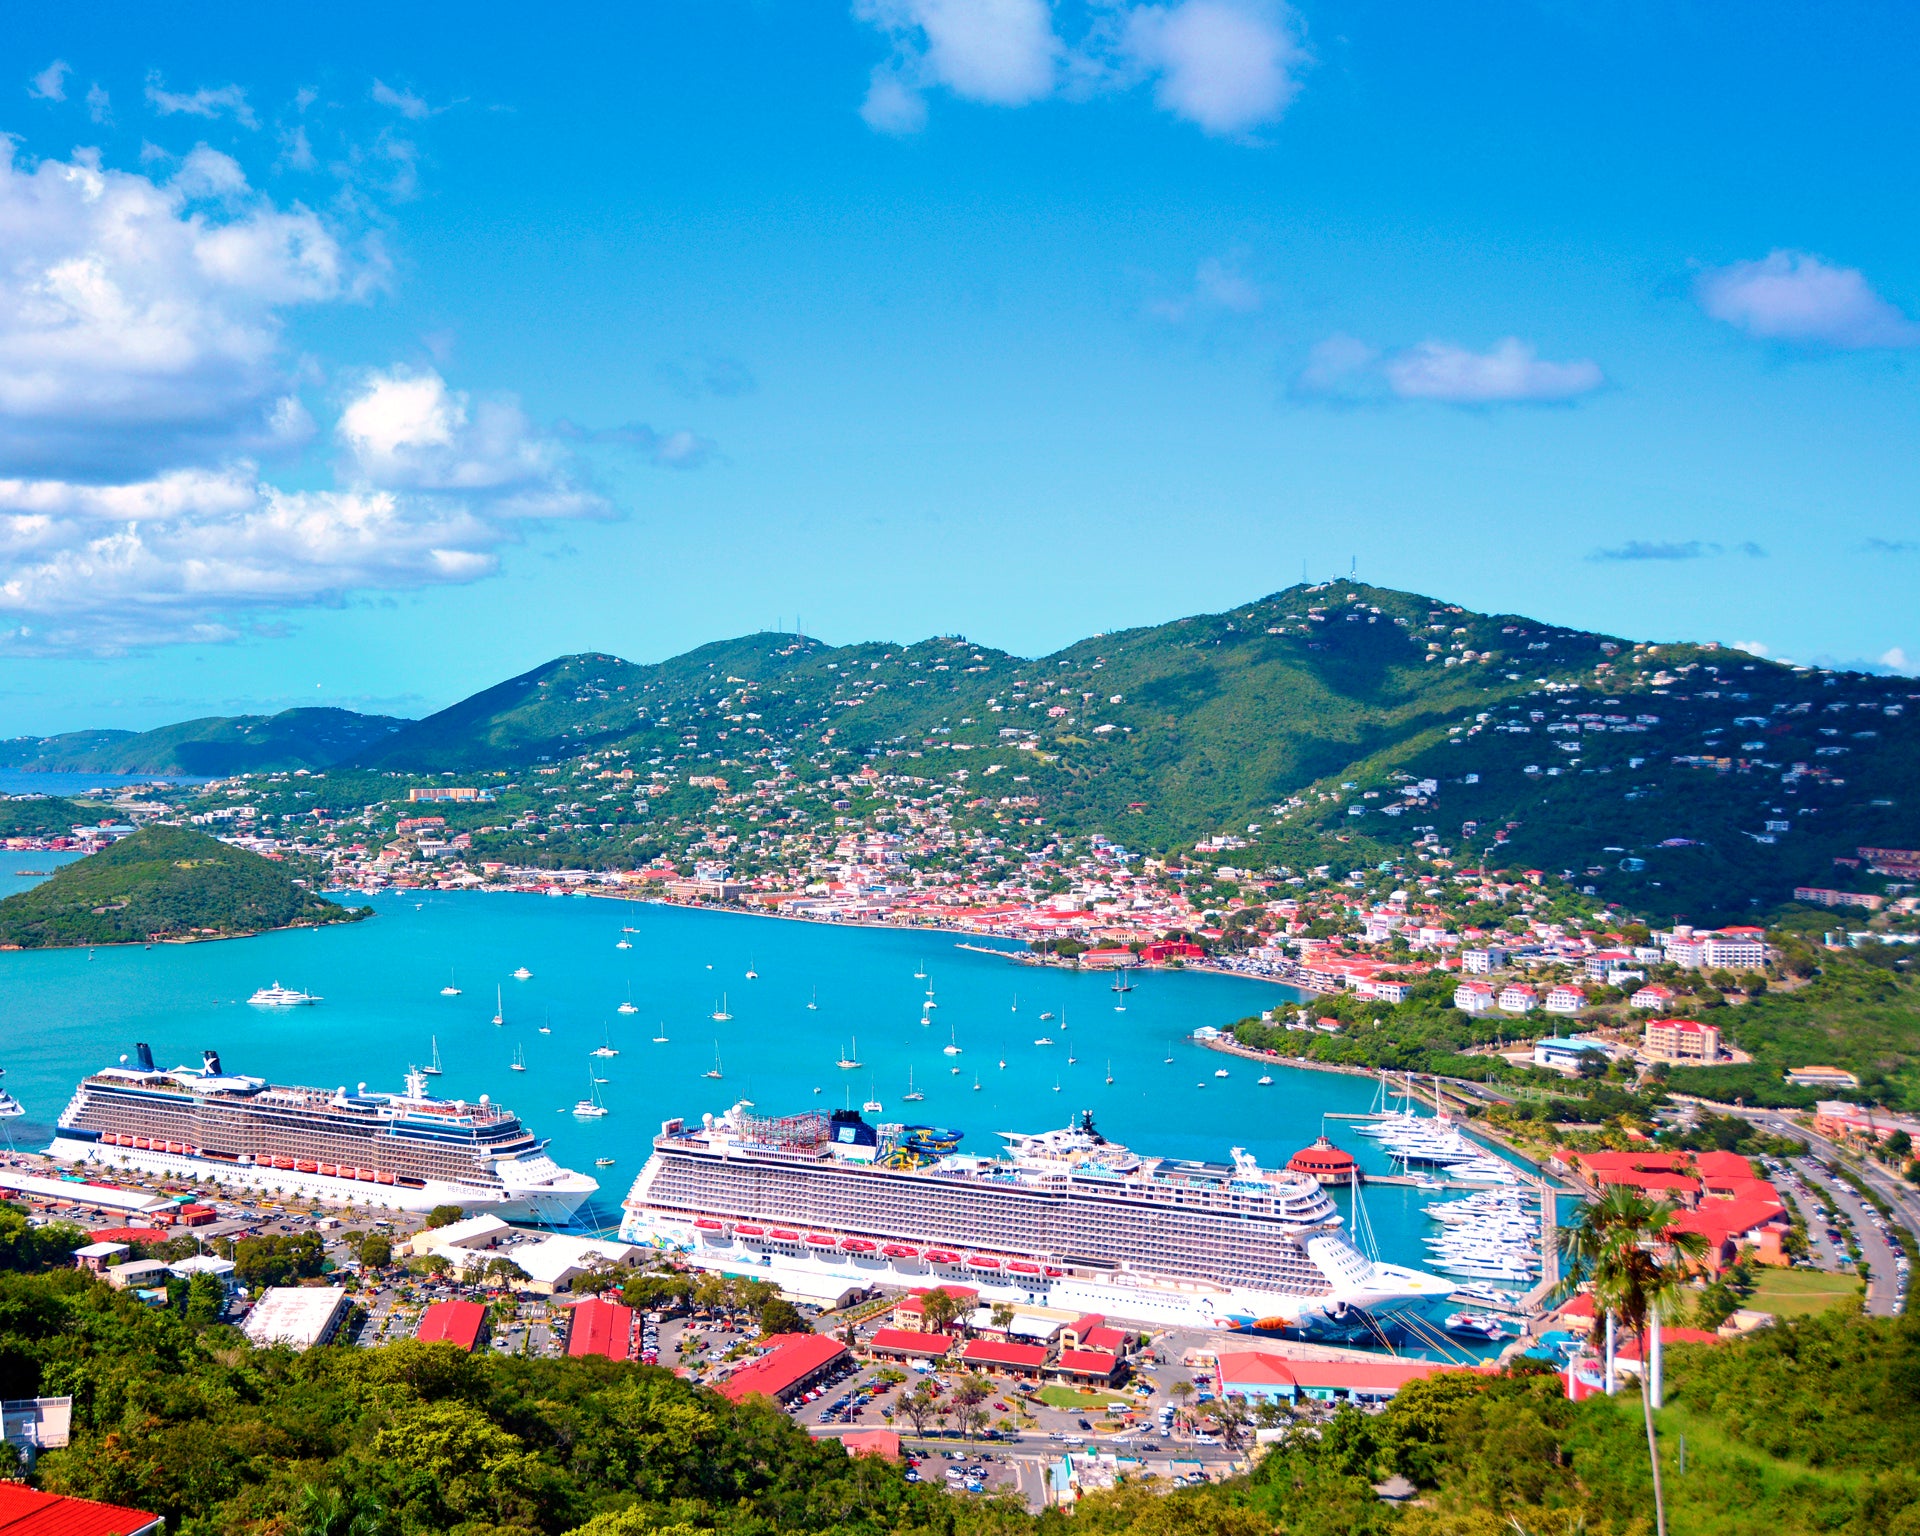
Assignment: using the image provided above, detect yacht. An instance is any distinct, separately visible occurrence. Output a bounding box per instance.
[422,1037,444,1077]
[1105,1061,1114,1085]
[592,1028,620,1059]
[616,936,633,950]
[596,1157,617,1168]
[512,967,533,980]
[943,1026,962,1056]
[0,1069,22,1120]
[836,1038,862,1070]
[862,1094,883,1115]
[1033,1036,1054,1047]
[807,987,819,1011]
[703,1044,723,1080]
[1257,1074,1273,1086]
[1038,1010,1054,1022]
[510,1045,527,1073]
[572,1073,610,1118]
[902,1069,925,1103]
[491,986,505,1027]
[249,983,319,1007]
[711,995,732,1022]
[617,985,639,1016]
[745,958,758,980]
[653,1023,670,1043]
[439,970,461,997]
[1214,1068,1229,1078]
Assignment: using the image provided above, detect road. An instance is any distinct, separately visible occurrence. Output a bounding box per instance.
[1794,1160,1903,1317]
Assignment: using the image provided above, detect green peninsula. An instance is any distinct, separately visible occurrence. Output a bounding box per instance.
[0,824,367,949]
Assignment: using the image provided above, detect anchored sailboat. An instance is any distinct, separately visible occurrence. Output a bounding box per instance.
[571,1071,609,1117]
[836,1037,862,1070]
[703,1043,723,1080]
[902,1068,925,1103]
[711,994,732,1022]
[491,986,505,1026]
[439,969,461,997]
[422,1037,444,1077]
[510,1044,527,1073]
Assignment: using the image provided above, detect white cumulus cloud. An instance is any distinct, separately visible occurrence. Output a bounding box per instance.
[27,61,70,103]
[1697,250,1920,349]
[0,140,369,477]
[1293,334,1604,406]
[1120,0,1305,137]
[144,74,259,129]
[854,0,1305,137]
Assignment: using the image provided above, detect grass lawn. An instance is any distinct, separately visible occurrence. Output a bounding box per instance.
[1744,1266,1863,1318]
[1036,1385,1123,1410]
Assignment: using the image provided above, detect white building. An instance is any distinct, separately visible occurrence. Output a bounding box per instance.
[1452,982,1494,1015]
[1461,946,1507,975]
[405,1213,513,1272]
[242,1286,351,1350]
[1497,984,1537,1014]
[508,1234,641,1294]
[1534,1038,1610,1075]
[1701,933,1767,969]
[1544,985,1586,1016]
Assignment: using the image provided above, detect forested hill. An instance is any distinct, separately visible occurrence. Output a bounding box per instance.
[342,582,1919,919]
[0,706,410,776]
[0,825,364,948]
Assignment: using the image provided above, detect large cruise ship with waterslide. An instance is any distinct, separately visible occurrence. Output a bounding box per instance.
[619,1104,1452,1333]
[49,1045,597,1223]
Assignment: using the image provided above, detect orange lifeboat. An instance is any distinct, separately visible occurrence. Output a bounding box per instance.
[318,1163,337,1177]
[359,1168,378,1182]
[167,1142,186,1155]
[296,1161,318,1174]
[133,1137,151,1150]
[376,1171,395,1185]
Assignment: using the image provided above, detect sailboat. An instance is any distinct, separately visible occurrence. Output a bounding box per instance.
[943,1025,962,1057]
[653,1021,670,1043]
[510,1044,527,1073]
[1010,993,1018,1013]
[903,1068,925,1103]
[998,1055,1007,1069]
[972,1073,981,1091]
[1113,972,1130,1011]
[491,986,505,1026]
[616,935,632,950]
[862,1081,883,1114]
[1105,1060,1114,1084]
[1052,1078,1062,1093]
[422,1037,444,1077]
[592,1026,619,1058]
[745,957,758,979]
[537,1011,552,1035]
[572,1071,609,1117]
[711,994,732,1022]
[439,970,461,997]
[1067,1047,1077,1066]
[923,981,937,1009]
[836,1038,862,1070]
[807,987,819,1010]
[913,962,927,981]
[617,984,639,1015]
[704,1044,723,1080]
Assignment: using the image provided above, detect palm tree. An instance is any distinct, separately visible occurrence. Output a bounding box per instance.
[1557,1184,1708,1536]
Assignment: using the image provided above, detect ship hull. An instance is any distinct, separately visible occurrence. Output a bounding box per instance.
[49,1137,596,1225]
[618,1212,1451,1330]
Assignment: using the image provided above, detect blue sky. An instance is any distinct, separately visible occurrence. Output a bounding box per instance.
[1,1,1916,732]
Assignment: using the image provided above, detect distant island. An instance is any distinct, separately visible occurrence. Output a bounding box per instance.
[0,825,369,949]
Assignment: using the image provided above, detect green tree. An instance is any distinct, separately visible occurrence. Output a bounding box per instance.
[952,1373,992,1439]
[358,1233,393,1270]
[424,1204,465,1229]
[1557,1184,1709,1536]
[918,1287,962,1335]
[758,1297,809,1336]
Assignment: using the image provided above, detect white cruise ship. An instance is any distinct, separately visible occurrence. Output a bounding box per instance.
[49,1044,597,1223]
[619,1105,1451,1333]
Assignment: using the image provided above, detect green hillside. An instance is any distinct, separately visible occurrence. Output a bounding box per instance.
[0,795,92,839]
[0,706,411,776]
[0,824,365,948]
[342,582,1919,920]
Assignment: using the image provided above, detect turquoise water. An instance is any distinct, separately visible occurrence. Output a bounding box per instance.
[0,863,1531,1338]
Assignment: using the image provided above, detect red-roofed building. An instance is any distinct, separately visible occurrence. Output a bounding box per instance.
[87,1227,169,1247]
[718,1333,849,1403]
[956,1339,1049,1375]
[1692,1151,1756,1181]
[1217,1350,1489,1405]
[1051,1348,1123,1385]
[1669,1199,1789,1271]
[868,1327,955,1360]
[840,1428,902,1461]
[891,1286,977,1331]
[0,1483,162,1536]
[1595,1170,1703,1205]
[566,1296,634,1362]
[416,1299,488,1352]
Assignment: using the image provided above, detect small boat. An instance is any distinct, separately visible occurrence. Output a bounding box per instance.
[1052,1079,1062,1093]
[622,926,638,933]
[807,987,818,1011]
[972,1074,981,1091]
[439,969,461,997]
[490,986,507,1026]
[1067,1050,1077,1065]
[836,1037,862,1070]
[653,1023,670,1043]
[592,1027,619,1058]
[1011,994,1018,1013]
[998,1057,1007,1069]
[913,963,927,980]
[422,1037,444,1077]
[703,1044,723,1080]
[746,957,758,979]
[1444,1311,1509,1341]
[943,1026,962,1056]
[1105,1060,1114,1085]
[510,1045,527,1073]
[595,1157,616,1168]
[711,994,732,1022]
[1038,1010,1054,1022]
[903,1068,925,1103]
[1214,1068,1229,1078]
[617,984,639,1016]
[862,1096,883,1114]
[249,983,318,1007]
[512,967,532,980]
[616,936,632,950]
[1257,1074,1274,1086]
[1033,1036,1053,1046]
[572,1072,609,1118]
[923,982,937,1010]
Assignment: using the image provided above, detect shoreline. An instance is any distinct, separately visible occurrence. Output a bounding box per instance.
[0,909,369,954]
